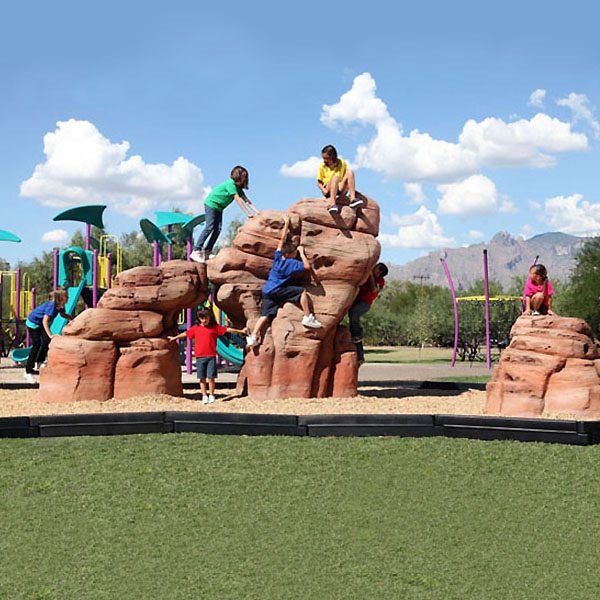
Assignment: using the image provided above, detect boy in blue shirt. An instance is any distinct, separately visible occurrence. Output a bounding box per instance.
[246,215,322,347]
[24,289,71,382]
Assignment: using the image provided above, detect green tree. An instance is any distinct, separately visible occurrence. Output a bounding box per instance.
[557,236,600,335]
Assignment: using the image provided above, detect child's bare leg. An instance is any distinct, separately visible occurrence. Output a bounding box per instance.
[200,378,207,396]
[300,290,313,317]
[252,316,269,341]
[208,378,216,395]
[328,176,340,205]
[531,293,545,311]
[341,170,356,201]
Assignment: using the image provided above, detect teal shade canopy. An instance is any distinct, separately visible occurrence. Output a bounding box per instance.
[180,214,206,241]
[0,229,21,243]
[53,205,107,229]
[154,211,189,228]
[140,219,172,245]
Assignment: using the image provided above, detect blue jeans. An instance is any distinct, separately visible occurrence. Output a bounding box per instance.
[348,300,371,340]
[194,205,223,253]
[196,356,217,379]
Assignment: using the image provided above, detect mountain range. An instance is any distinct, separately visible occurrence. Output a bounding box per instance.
[388,232,585,290]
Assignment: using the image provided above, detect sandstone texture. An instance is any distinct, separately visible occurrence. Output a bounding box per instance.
[39,260,207,402]
[486,314,600,417]
[209,194,381,400]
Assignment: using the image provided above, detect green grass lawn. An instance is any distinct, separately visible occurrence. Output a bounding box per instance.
[430,375,491,384]
[2,434,600,599]
[365,346,455,363]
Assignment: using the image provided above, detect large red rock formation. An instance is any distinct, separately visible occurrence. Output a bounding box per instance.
[486,314,600,417]
[39,260,207,402]
[208,195,381,400]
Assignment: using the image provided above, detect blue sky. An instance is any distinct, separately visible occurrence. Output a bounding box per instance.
[2,0,599,267]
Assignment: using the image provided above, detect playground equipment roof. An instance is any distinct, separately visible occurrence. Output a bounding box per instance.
[53,205,107,229]
[0,229,21,243]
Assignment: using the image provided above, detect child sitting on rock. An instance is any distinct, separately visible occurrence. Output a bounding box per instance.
[524,264,555,315]
[317,144,363,213]
[190,165,259,263]
[24,289,71,383]
[246,215,322,347]
[168,308,248,404]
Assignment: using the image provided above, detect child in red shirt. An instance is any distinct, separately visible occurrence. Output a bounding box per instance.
[169,308,247,404]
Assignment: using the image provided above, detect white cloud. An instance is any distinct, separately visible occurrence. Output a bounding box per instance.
[280,156,322,178]
[529,89,546,107]
[437,175,498,216]
[557,92,600,139]
[404,182,426,204]
[379,206,455,249]
[458,113,588,168]
[468,229,484,240]
[540,193,600,236]
[529,200,542,211]
[41,229,69,243]
[499,196,517,213]
[20,119,209,218]
[311,73,588,183]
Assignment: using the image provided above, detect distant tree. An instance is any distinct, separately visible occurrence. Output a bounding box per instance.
[557,236,600,335]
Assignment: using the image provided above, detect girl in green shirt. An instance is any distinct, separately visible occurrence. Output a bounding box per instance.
[190,165,258,263]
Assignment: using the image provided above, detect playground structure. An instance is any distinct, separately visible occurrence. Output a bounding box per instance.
[9,205,122,364]
[441,249,521,368]
[0,229,32,358]
[138,211,244,371]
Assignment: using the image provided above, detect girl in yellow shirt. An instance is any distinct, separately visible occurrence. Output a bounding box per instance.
[317,144,362,213]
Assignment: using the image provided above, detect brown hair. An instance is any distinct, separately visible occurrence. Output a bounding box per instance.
[230,165,249,189]
[281,242,297,257]
[530,264,548,281]
[50,289,68,307]
[197,307,218,328]
[321,145,338,160]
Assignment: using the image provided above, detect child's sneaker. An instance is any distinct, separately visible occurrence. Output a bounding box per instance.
[246,334,259,347]
[328,204,340,213]
[531,310,540,316]
[23,373,36,384]
[201,394,210,404]
[302,314,322,328]
[190,250,206,263]
[349,198,364,209]
[208,394,216,404]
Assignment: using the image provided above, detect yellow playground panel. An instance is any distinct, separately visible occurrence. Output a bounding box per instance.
[2,271,34,320]
[98,234,122,288]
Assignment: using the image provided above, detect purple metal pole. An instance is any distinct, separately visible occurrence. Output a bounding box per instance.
[53,248,59,289]
[92,249,98,307]
[85,224,91,251]
[440,258,459,367]
[153,242,159,267]
[483,249,491,369]
[15,269,21,345]
[107,252,113,289]
[167,226,173,261]
[185,239,193,374]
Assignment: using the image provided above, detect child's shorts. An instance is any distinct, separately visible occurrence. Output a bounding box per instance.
[196,356,217,379]
[261,286,304,319]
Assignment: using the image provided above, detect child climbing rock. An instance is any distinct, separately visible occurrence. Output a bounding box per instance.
[348,263,388,364]
[246,215,322,347]
[190,165,259,263]
[168,307,248,404]
[524,264,555,315]
[317,144,362,213]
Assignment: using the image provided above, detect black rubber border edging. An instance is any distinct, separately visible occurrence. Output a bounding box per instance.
[1,411,600,445]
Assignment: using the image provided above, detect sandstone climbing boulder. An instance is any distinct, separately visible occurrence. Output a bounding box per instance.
[486,314,600,417]
[39,336,118,402]
[210,196,381,400]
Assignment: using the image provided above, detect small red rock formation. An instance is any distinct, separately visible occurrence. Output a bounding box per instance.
[486,315,600,417]
[39,261,208,402]
[208,194,381,400]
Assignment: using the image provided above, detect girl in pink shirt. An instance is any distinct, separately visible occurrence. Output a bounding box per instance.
[524,264,554,316]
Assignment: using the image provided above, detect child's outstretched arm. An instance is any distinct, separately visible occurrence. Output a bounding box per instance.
[226,326,250,335]
[524,296,532,315]
[235,192,258,217]
[276,215,290,252]
[298,246,320,283]
[168,332,187,342]
[547,296,554,315]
